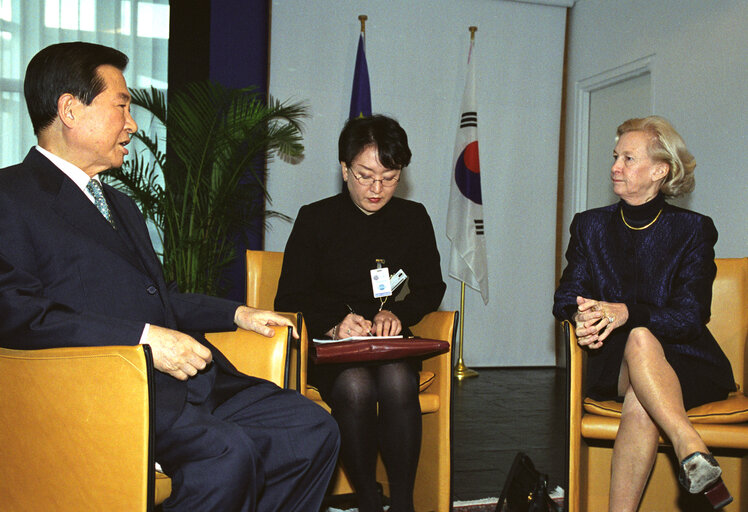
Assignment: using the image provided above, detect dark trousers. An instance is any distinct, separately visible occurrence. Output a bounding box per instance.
[156,365,340,512]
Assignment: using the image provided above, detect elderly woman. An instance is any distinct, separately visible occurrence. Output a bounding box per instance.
[553,116,735,510]
[275,115,446,512]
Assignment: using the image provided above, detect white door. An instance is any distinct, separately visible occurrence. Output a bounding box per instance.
[572,57,654,213]
[586,72,652,209]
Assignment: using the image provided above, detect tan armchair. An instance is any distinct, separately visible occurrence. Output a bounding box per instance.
[565,257,748,510]
[246,249,456,512]
[0,326,295,511]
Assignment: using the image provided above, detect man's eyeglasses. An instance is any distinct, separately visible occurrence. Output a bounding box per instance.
[349,169,400,188]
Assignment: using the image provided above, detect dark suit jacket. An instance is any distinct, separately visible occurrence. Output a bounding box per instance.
[0,148,258,434]
[553,201,734,378]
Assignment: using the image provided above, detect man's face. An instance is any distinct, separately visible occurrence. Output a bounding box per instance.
[69,64,137,177]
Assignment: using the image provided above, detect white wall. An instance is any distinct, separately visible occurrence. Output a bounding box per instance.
[267,0,567,366]
[562,0,748,259]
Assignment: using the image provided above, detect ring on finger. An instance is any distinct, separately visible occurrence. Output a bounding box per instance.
[607,314,615,324]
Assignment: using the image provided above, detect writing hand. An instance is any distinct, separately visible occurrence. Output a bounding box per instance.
[333,313,373,338]
[145,324,212,380]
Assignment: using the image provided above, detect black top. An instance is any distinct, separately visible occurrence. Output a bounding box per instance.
[620,192,665,226]
[275,193,446,339]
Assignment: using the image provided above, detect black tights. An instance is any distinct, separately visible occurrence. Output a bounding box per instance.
[326,361,421,512]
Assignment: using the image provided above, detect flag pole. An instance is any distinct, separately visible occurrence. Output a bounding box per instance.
[453,26,480,381]
[358,14,367,39]
[453,282,478,380]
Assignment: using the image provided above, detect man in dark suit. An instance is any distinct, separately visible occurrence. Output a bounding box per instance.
[0,42,339,511]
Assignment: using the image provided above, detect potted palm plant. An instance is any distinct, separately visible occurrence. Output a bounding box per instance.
[106,82,307,295]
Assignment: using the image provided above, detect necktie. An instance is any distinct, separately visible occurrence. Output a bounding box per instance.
[86,179,116,228]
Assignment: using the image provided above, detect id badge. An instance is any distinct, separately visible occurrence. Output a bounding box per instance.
[370,267,392,298]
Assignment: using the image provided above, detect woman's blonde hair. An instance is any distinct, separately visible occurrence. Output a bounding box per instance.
[616,116,696,198]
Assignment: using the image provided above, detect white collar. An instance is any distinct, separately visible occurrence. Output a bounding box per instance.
[35,145,99,203]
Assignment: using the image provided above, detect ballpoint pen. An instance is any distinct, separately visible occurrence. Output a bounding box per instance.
[346,304,374,336]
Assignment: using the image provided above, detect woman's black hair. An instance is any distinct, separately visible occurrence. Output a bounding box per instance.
[338,115,411,170]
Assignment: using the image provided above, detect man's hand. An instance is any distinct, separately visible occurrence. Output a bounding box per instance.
[234,305,299,339]
[145,325,213,380]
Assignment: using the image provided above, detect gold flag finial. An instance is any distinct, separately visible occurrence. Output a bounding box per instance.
[469,26,477,40]
[359,15,368,34]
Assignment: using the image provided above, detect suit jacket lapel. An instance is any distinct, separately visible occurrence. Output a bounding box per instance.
[26,150,147,273]
[105,185,164,282]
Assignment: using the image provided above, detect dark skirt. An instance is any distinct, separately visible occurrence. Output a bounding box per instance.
[585,328,735,411]
[309,357,422,402]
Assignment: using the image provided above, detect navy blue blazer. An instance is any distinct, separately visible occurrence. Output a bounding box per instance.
[0,149,257,433]
[553,200,734,378]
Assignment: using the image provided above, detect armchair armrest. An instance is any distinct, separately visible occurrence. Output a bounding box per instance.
[564,319,585,512]
[206,323,293,388]
[410,311,458,341]
[291,312,309,394]
[0,344,155,511]
[411,310,457,386]
[409,311,457,512]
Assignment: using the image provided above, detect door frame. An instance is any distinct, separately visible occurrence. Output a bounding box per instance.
[571,55,654,213]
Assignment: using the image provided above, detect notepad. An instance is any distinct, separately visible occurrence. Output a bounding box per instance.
[313,335,403,344]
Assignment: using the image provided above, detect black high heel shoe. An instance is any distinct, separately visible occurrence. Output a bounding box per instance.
[678,452,733,509]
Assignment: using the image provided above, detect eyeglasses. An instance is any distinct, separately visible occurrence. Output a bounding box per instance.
[349,168,401,188]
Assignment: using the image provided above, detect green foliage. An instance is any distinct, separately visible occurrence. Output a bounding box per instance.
[106,82,307,295]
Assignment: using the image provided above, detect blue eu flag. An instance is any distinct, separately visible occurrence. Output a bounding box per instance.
[349,34,372,119]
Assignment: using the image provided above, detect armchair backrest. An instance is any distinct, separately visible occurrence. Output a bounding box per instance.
[245,250,306,392]
[0,345,155,510]
[708,258,748,390]
[245,250,284,309]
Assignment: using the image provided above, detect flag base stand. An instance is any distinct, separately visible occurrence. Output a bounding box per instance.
[453,359,479,380]
[452,281,479,381]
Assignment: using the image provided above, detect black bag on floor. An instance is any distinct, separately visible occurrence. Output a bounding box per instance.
[495,452,555,512]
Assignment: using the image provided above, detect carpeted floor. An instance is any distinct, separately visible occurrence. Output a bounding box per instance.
[324,500,499,512]
[324,495,559,512]
[452,497,500,511]
[323,487,564,512]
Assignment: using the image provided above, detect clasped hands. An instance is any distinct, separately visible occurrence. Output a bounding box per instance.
[573,296,628,349]
[331,310,402,339]
[146,305,298,381]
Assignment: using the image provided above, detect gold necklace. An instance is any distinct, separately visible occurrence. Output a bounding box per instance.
[620,207,663,230]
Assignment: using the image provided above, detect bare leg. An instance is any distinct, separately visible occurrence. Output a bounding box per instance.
[609,328,709,510]
[608,387,659,511]
[617,328,707,461]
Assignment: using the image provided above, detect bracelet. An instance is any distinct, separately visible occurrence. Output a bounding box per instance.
[331,323,339,341]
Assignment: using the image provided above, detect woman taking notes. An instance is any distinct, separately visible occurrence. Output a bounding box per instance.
[276,115,445,512]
